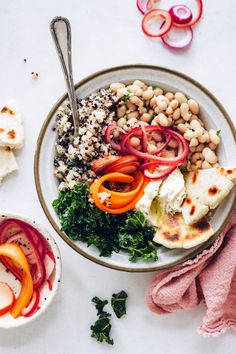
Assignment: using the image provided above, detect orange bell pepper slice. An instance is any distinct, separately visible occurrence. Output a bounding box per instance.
[0,243,33,318]
[91,172,149,214]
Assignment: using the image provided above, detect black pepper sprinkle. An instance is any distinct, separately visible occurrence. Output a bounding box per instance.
[24,58,27,62]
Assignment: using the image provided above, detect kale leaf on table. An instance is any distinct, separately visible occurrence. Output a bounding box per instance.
[111,290,128,319]
[90,296,113,345]
[53,183,158,262]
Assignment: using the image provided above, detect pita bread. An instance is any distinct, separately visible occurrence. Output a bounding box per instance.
[0,104,24,149]
[0,147,18,184]
[153,213,214,249]
[181,167,236,225]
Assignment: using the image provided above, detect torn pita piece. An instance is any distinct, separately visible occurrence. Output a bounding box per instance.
[0,102,24,149]
[181,167,236,225]
[0,147,18,184]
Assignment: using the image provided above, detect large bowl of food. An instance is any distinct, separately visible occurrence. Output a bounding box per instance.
[34,64,236,272]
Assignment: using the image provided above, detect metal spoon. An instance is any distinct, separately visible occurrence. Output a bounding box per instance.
[50,16,79,136]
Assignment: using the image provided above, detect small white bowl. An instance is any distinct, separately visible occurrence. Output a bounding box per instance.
[0,212,62,328]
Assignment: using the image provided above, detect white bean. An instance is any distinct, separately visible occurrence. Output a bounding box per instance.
[150,96,157,108]
[138,106,147,114]
[202,147,218,164]
[188,99,199,114]
[190,138,199,147]
[209,129,220,145]
[158,113,169,127]
[177,123,188,133]
[110,82,125,92]
[127,111,139,119]
[184,130,197,141]
[148,109,154,118]
[209,142,217,150]
[175,92,187,104]
[198,131,209,143]
[190,119,201,131]
[191,152,202,164]
[126,101,136,112]
[147,144,157,154]
[142,90,154,100]
[113,129,120,138]
[196,143,204,152]
[152,132,163,142]
[130,137,141,147]
[170,99,179,110]
[129,95,143,106]
[127,118,138,127]
[117,88,129,97]
[154,106,161,114]
[168,138,178,148]
[195,160,202,168]
[202,160,212,169]
[173,108,181,120]
[194,127,204,137]
[129,85,141,94]
[175,118,185,125]
[156,95,169,104]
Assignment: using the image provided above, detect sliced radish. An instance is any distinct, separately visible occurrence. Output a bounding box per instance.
[169,5,192,24]
[22,289,40,317]
[136,0,149,14]
[44,253,55,280]
[0,282,15,316]
[162,26,193,49]
[142,9,173,38]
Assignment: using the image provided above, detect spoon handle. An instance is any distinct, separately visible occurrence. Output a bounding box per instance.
[50,16,79,135]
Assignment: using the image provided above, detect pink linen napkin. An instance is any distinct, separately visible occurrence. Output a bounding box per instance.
[147,210,236,336]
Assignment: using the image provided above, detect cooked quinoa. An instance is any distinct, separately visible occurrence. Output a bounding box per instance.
[54,88,118,190]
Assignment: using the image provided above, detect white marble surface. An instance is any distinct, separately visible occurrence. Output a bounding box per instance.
[0,0,236,353]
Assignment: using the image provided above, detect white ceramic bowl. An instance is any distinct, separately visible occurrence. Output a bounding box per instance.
[34,65,236,272]
[0,212,61,328]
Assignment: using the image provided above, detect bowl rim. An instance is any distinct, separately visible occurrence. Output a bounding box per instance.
[34,64,236,273]
[0,212,62,328]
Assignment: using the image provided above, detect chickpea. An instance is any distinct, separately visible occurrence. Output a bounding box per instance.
[165,92,174,101]
[202,160,212,169]
[157,100,168,111]
[129,95,143,106]
[130,137,141,147]
[133,80,145,88]
[142,90,154,100]
[117,117,126,127]
[173,108,181,120]
[209,129,220,145]
[202,147,218,164]
[127,111,139,119]
[166,105,173,115]
[110,82,125,92]
[168,138,178,148]
[126,101,136,112]
[170,99,179,110]
[175,92,188,104]
[154,88,163,96]
[117,105,126,118]
[177,123,188,134]
[190,138,199,147]
[157,113,169,127]
[188,99,199,114]
[140,113,152,123]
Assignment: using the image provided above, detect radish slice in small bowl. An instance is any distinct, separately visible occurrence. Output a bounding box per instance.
[169,5,193,24]
[162,26,193,49]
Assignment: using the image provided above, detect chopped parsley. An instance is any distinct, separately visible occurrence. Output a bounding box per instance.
[179,165,187,173]
[92,296,108,315]
[111,291,128,318]
[121,89,132,101]
[53,184,157,262]
[216,129,221,136]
